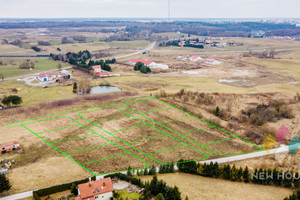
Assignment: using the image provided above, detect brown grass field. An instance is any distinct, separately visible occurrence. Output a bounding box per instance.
[141,173,293,200]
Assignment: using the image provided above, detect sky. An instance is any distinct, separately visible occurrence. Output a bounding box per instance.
[0,0,299,19]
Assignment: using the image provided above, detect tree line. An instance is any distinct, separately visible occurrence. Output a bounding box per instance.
[107,173,183,200]
[178,160,300,189]
[134,62,151,74]
[50,50,115,72]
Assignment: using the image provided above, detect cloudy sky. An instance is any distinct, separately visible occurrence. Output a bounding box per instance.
[0,0,299,18]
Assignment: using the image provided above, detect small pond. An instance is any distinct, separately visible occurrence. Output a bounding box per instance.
[89,86,121,94]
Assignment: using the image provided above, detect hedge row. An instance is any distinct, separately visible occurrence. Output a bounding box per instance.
[33,176,96,199]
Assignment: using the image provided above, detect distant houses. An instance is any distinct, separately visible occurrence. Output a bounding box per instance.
[128,59,169,70]
[0,142,21,154]
[189,56,203,62]
[75,178,114,200]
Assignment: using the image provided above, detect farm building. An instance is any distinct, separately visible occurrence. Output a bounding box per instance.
[189,56,203,62]
[75,178,114,200]
[128,59,153,67]
[58,70,72,79]
[129,59,169,69]
[0,142,20,154]
[93,65,102,74]
[204,58,221,65]
[37,72,56,82]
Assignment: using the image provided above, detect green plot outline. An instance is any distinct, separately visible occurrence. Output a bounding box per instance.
[78,107,210,165]
[19,116,151,177]
[124,97,265,157]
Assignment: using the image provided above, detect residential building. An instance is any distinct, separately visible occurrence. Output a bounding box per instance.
[37,72,56,82]
[128,59,153,67]
[204,58,221,65]
[189,56,203,62]
[75,178,114,200]
[93,65,102,74]
[0,142,21,154]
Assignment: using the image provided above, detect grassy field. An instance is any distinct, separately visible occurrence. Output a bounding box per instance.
[0,58,69,78]
[108,40,150,49]
[141,173,293,200]
[0,79,76,105]
[114,189,141,200]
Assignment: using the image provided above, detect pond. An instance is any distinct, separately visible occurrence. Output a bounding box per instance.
[89,86,121,94]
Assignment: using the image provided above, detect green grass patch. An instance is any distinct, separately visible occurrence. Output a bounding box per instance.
[114,189,141,200]
[0,58,69,78]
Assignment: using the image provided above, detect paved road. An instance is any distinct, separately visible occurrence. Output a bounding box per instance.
[149,48,288,55]
[0,66,72,81]
[0,190,33,200]
[114,41,156,59]
[2,144,294,200]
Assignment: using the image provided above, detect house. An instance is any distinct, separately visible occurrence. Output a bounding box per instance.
[151,63,169,70]
[0,169,8,175]
[0,142,21,154]
[128,59,153,67]
[58,70,72,79]
[189,40,197,45]
[189,56,203,62]
[93,65,102,74]
[37,72,56,82]
[178,41,185,46]
[204,58,221,65]
[76,178,114,200]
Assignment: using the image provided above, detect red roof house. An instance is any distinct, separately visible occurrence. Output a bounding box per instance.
[0,142,20,154]
[128,59,153,66]
[93,65,102,73]
[75,178,114,200]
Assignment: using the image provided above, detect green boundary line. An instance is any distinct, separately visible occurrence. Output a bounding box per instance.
[141,107,173,114]
[94,115,127,123]
[7,96,152,126]
[125,97,265,157]
[160,116,193,124]
[37,124,80,134]
[21,115,151,177]
[148,144,187,154]
[52,133,95,144]
[181,126,215,135]
[82,153,129,165]
[65,143,111,154]
[79,107,210,165]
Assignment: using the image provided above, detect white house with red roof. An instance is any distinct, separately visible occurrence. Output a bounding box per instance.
[204,58,221,65]
[128,59,153,67]
[128,59,169,70]
[92,65,102,74]
[189,56,203,62]
[37,72,56,82]
[75,178,114,200]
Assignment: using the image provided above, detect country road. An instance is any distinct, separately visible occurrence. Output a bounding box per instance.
[149,48,289,55]
[0,144,294,200]
[114,41,156,59]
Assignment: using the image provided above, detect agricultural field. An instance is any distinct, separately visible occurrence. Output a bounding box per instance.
[141,173,293,200]
[4,96,263,179]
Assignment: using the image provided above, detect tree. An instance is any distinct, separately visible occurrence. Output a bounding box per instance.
[2,95,22,107]
[0,174,12,194]
[140,65,151,74]
[156,193,165,200]
[70,183,78,195]
[127,166,133,176]
[73,82,78,93]
[134,62,144,71]
[243,166,250,183]
[169,186,181,200]
[214,107,220,116]
[149,165,156,175]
